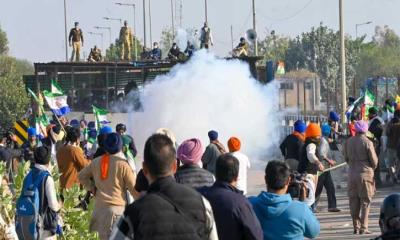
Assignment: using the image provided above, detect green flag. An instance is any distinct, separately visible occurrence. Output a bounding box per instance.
[92,105,110,130]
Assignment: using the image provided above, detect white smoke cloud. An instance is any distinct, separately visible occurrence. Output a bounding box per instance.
[128,50,280,162]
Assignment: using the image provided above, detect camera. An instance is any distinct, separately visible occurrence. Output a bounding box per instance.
[287,172,310,200]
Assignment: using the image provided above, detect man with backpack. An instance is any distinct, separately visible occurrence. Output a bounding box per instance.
[16,146,61,240]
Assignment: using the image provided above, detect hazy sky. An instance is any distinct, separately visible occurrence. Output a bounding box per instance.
[1,0,399,62]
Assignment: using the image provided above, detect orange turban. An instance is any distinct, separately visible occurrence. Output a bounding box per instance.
[305,123,321,138]
[228,137,241,152]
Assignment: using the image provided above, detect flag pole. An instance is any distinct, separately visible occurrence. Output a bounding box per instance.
[42,95,67,133]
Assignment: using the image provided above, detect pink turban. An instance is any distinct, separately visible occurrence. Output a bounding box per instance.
[355,120,369,133]
[177,138,204,165]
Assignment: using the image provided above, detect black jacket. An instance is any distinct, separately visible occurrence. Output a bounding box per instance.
[175,164,215,189]
[124,176,210,240]
[369,117,384,149]
[280,134,304,161]
[298,139,321,175]
[199,181,263,240]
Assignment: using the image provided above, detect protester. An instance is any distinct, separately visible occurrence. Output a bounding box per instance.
[375,193,400,240]
[56,127,89,190]
[202,130,227,174]
[280,120,306,171]
[343,120,378,234]
[385,110,400,183]
[22,127,37,163]
[348,115,357,137]
[16,146,60,239]
[116,123,138,159]
[249,160,320,240]
[93,125,113,159]
[175,138,215,188]
[298,123,324,179]
[315,124,340,212]
[369,106,385,186]
[199,153,262,240]
[0,134,12,172]
[110,134,218,240]
[79,133,139,240]
[227,137,250,194]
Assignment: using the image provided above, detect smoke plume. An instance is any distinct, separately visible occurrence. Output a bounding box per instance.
[128,50,280,162]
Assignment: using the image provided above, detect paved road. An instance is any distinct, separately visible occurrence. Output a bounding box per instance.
[247,168,400,239]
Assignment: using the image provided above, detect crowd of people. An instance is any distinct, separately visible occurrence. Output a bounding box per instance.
[0,104,400,239]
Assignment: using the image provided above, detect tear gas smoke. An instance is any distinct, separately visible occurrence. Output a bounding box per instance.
[128,50,280,161]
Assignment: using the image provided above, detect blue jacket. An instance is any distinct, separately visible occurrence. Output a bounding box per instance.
[199,181,263,240]
[249,192,320,240]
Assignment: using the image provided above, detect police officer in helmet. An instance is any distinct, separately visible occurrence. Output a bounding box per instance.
[375,193,400,240]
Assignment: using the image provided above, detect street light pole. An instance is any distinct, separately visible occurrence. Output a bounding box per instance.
[170,0,175,39]
[103,17,123,25]
[94,26,112,47]
[252,0,258,56]
[88,32,104,51]
[339,0,346,124]
[204,0,208,23]
[64,0,68,61]
[143,0,147,48]
[149,0,153,45]
[355,21,372,38]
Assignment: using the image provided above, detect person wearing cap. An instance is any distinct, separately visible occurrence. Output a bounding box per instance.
[344,120,378,235]
[298,123,325,176]
[79,133,139,240]
[314,124,340,213]
[21,127,37,164]
[376,193,400,240]
[56,127,89,191]
[368,106,385,186]
[119,20,133,61]
[68,21,84,62]
[227,137,250,194]
[202,130,227,175]
[199,154,263,240]
[280,120,306,171]
[175,138,215,189]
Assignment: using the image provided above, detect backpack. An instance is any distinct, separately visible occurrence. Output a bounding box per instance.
[15,169,49,240]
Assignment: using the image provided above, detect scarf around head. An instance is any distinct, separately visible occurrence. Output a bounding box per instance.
[100,154,110,180]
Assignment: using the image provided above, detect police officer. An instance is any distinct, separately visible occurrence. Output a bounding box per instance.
[69,22,84,62]
[119,20,133,61]
[375,193,400,239]
[87,46,103,62]
[199,22,213,49]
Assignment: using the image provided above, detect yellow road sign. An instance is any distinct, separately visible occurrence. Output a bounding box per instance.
[14,120,29,146]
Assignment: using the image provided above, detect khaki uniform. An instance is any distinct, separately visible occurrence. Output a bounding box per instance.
[343,133,378,232]
[78,152,137,240]
[69,28,83,62]
[119,26,133,60]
